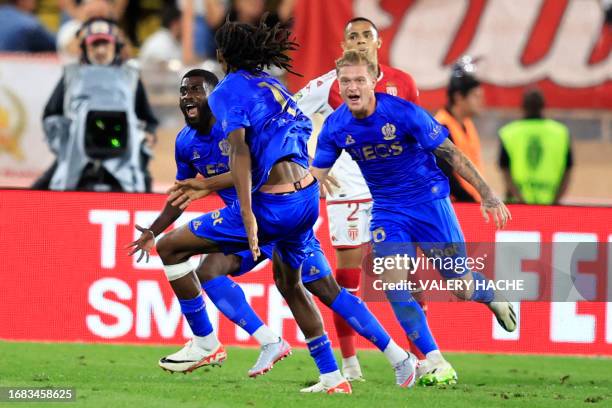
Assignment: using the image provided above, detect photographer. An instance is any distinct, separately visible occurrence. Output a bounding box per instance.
[33,18,158,192]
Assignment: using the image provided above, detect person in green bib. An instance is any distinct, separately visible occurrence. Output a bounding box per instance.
[498,89,573,205]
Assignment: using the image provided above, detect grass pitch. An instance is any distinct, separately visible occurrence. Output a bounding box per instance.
[0,342,610,408]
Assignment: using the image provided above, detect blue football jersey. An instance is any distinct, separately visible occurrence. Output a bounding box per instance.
[174,123,237,204]
[208,69,312,191]
[313,93,450,209]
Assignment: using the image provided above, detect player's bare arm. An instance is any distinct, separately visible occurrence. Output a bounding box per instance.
[228,127,260,260]
[310,166,337,195]
[167,172,233,210]
[434,138,511,228]
[126,201,183,262]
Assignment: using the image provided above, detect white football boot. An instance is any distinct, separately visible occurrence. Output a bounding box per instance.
[159,340,227,373]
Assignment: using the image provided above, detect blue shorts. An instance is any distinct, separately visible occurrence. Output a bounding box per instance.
[189,180,320,270]
[370,197,468,278]
[234,237,332,284]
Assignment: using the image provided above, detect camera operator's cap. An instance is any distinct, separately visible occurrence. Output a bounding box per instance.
[83,19,117,45]
[448,55,481,94]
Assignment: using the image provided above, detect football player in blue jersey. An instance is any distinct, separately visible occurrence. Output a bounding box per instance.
[129,68,417,390]
[129,69,290,377]
[128,18,418,393]
[311,50,516,386]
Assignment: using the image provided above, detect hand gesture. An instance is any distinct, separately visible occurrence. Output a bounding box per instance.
[319,174,340,198]
[126,224,155,262]
[480,194,512,229]
[167,179,211,210]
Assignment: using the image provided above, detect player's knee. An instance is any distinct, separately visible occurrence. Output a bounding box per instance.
[274,276,299,296]
[305,276,341,306]
[156,231,181,263]
[274,272,301,297]
[155,230,193,265]
[196,254,239,283]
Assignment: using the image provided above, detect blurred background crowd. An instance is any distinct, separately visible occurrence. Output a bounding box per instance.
[0,0,610,205]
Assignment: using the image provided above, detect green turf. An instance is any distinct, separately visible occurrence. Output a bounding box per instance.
[0,342,610,408]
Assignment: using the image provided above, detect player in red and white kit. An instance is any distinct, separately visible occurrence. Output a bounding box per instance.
[296,17,427,382]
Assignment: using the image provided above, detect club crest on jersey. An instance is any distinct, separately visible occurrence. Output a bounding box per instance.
[192,149,200,160]
[345,134,356,145]
[218,138,230,156]
[386,82,398,96]
[381,123,397,140]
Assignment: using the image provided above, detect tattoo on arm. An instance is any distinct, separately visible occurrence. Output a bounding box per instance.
[434,139,496,205]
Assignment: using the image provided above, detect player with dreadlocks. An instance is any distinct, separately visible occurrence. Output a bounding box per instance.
[206,16,351,393]
[150,16,346,394]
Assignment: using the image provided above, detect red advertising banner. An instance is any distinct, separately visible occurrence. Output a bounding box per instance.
[289,0,612,109]
[1,190,611,356]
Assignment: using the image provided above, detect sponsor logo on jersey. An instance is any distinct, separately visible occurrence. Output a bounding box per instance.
[309,266,320,276]
[347,141,403,161]
[381,123,397,140]
[345,134,356,145]
[192,220,202,230]
[211,210,223,226]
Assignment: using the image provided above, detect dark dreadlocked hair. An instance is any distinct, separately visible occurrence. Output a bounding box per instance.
[215,14,300,76]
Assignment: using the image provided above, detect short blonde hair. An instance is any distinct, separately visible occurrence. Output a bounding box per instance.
[335,50,377,78]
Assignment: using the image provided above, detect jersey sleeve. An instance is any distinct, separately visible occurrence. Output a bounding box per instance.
[396,97,448,151]
[209,82,251,137]
[404,74,420,105]
[295,71,336,117]
[312,118,341,169]
[174,136,197,181]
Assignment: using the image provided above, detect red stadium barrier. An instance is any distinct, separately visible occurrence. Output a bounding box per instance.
[1,190,611,356]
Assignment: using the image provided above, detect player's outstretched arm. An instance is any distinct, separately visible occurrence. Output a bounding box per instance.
[434,138,511,229]
[228,128,260,261]
[166,173,234,210]
[126,202,183,262]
